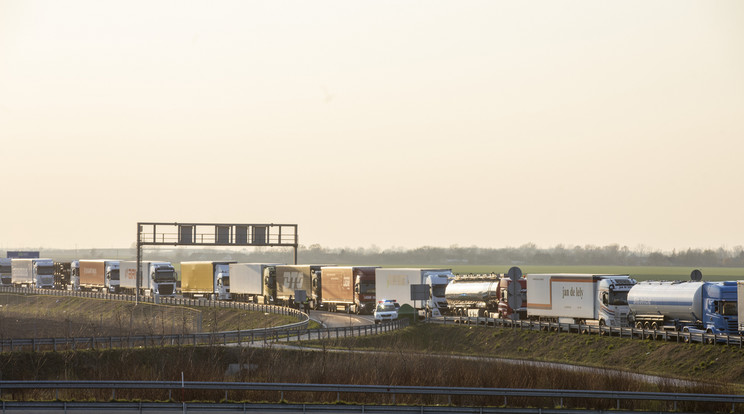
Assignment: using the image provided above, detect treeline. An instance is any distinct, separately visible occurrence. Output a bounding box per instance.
[293,244,744,267]
[24,243,744,267]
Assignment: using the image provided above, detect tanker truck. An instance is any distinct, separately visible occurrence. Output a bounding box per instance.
[11,258,54,289]
[180,261,232,300]
[526,273,636,327]
[320,266,378,314]
[445,272,526,319]
[119,261,178,296]
[628,277,737,336]
[374,268,452,317]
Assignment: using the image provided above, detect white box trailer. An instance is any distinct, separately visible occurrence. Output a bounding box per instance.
[526,273,635,327]
[12,259,33,286]
[374,268,452,317]
[229,263,282,303]
[120,261,177,296]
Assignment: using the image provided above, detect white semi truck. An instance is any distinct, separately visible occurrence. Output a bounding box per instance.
[119,261,178,296]
[526,273,636,327]
[374,268,452,317]
[11,258,55,289]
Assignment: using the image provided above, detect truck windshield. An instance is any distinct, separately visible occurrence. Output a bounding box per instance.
[0,265,10,274]
[154,269,176,282]
[719,301,737,316]
[109,269,120,280]
[609,290,629,306]
[37,265,54,276]
[359,282,375,294]
[222,277,230,286]
[431,285,446,298]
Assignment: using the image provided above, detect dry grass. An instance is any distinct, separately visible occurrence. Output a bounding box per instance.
[312,323,744,386]
[0,339,739,412]
[0,294,297,338]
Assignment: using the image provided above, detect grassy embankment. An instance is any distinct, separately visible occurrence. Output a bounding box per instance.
[1,323,743,411]
[3,289,744,411]
[310,323,744,386]
[0,294,301,338]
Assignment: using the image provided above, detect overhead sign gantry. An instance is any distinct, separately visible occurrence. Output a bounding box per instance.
[135,222,298,302]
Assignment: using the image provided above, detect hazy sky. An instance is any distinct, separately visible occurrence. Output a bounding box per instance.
[1,1,743,252]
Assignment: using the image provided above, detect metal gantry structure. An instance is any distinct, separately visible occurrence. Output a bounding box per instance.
[135,222,298,302]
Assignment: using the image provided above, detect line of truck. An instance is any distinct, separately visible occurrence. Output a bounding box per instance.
[179,263,451,316]
[1,258,177,296]
[0,258,452,316]
[445,268,739,339]
[2,256,740,339]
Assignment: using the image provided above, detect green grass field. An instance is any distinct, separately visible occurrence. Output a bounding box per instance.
[445,265,744,281]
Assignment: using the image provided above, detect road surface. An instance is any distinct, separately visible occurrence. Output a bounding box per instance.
[308,310,373,328]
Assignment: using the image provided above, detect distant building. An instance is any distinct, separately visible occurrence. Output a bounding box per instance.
[6,251,40,259]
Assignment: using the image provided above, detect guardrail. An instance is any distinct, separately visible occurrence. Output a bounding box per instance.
[0,380,741,412]
[437,315,744,346]
[0,286,306,319]
[0,318,409,353]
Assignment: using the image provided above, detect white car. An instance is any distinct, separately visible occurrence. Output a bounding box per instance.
[374,300,399,324]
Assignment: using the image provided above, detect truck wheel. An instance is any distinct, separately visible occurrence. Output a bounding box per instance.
[651,322,661,340]
[682,327,691,343]
[598,320,607,336]
[634,321,643,338]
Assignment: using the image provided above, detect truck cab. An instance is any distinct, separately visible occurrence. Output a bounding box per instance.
[35,259,55,289]
[70,261,80,290]
[497,278,527,320]
[215,263,231,300]
[355,272,377,314]
[263,265,277,304]
[703,281,738,334]
[597,277,634,327]
[150,262,177,296]
[425,272,450,317]
[105,261,120,293]
[0,258,11,286]
[311,268,322,310]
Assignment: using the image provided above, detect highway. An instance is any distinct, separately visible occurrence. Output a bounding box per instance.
[308,310,374,328]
